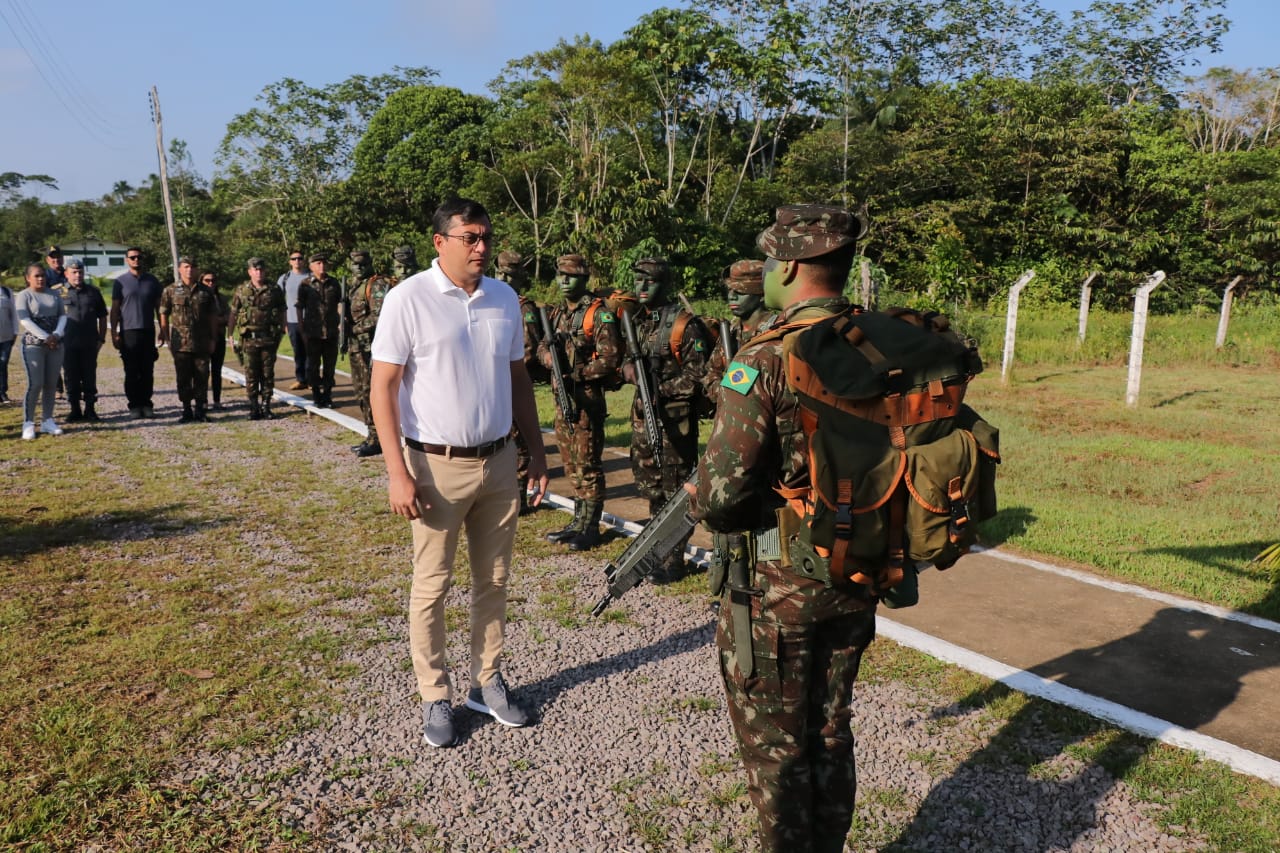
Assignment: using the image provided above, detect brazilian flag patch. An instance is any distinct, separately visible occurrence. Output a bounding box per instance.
[598,310,615,323]
[693,339,705,352]
[721,361,759,395]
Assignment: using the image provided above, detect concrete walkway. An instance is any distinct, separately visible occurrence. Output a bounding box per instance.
[253,364,1280,786]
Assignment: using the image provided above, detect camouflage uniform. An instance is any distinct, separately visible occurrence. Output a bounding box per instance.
[627,257,709,574]
[346,248,394,455]
[702,259,776,405]
[693,205,873,853]
[159,265,216,421]
[493,251,544,509]
[296,252,343,407]
[536,254,623,549]
[230,258,287,419]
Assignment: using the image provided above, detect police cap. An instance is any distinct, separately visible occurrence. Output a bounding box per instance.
[65,256,85,270]
[43,244,62,257]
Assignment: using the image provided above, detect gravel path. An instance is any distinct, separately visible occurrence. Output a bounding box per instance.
[47,356,1207,851]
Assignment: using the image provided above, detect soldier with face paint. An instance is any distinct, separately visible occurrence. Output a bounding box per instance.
[391,244,419,280]
[624,256,710,580]
[346,248,394,457]
[536,254,623,549]
[495,250,546,513]
[701,259,775,405]
[689,204,872,853]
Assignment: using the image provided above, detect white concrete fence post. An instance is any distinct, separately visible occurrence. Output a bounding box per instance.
[1126,271,1166,407]
[1216,275,1243,350]
[1077,271,1098,344]
[1000,270,1036,384]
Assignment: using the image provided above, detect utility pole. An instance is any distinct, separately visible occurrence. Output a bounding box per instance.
[149,86,179,280]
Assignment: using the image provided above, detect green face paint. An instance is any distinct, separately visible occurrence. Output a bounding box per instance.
[558,273,588,299]
[728,290,762,319]
[763,256,788,310]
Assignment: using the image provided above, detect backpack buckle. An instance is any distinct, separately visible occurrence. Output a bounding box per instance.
[947,476,970,543]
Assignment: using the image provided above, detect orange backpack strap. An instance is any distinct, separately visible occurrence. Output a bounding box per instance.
[583,300,599,341]
[669,311,692,365]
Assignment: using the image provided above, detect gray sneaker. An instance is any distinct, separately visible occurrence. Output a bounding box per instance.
[422,700,456,748]
[465,673,531,727]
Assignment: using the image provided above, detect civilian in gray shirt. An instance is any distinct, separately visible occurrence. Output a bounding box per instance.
[278,249,310,390]
[16,264,67,439]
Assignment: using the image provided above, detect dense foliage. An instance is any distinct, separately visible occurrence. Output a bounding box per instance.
[4,0,1276,308]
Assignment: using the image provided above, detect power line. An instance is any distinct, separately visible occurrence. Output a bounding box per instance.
[0,1,127,150]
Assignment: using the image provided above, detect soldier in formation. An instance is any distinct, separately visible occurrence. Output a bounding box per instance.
[494,250,545,513]
[537,254,623,550]
[623,256,710,580]
[701,259,774,404]
[691,204,871,853]
[296,251,343,408]
[346,248,394,457]
[229,257,286,420]
[58,257,108,422]
[159,256,217,422]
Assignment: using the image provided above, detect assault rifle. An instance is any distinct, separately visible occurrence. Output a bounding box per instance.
[539,305,576,431]
[620,308,664,469]
[591,473,699,617]
[719,318,735,362]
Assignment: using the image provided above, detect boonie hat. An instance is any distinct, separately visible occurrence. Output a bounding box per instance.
[755,204,866,261]
[723,259,764,295]
[556,254,589,276]
[247,257,266,268]
[496,250,524,272]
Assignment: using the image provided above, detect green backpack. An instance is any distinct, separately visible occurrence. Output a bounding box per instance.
[759,306,1000,607]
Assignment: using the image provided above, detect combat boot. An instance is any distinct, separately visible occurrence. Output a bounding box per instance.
[547,499,585,543]
[261,402,275,420]
[194,403,209,422]
[66,403,84,422]
[355,440,382,458]
[248,397,261,420]
[568,501,604,551]
[84,403,99,423]
[179,404,194,423]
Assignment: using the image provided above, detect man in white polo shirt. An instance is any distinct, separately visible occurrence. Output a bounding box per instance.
[370,198,549,749]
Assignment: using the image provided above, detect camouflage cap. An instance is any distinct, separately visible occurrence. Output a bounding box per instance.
[632,257,670,280]
[556,254,589,276]
[308,251,329,263]
[247,257,266,268]
[392,245,416,260]
[178,255,196,266]
[65,256,84,269]
[349,249,370,261]
[755,204,866,261]
[496,250,524,272]
[723,259,764,295]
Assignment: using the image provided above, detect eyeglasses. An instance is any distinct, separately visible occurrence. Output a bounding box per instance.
[201,277,215,284]
[440,231,495,247]
[290,256,303,261]
[126,254,141,260]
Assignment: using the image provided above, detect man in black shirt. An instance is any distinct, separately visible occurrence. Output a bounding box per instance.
[110,247,163,419]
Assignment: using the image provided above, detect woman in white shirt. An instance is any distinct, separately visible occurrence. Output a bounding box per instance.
[15,263,67,440]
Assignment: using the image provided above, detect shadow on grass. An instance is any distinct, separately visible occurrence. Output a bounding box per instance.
[1152,389,1211,408]
[1142,540,1280,623]
[884,593,1280,851]
[973,505,1036,548]
[0,504,234,560]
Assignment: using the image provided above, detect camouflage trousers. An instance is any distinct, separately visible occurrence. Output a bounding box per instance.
[349,347,377,443]
[629,395,698,502]
[241,340,278,403]
[305,336,338,395]
[555,389,607,502]
[717,592,876,852]
[172,350,209,405]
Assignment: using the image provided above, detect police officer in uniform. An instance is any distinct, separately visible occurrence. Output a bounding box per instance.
[229,257,287,420]
[346,248,393,457]
[537,254,623,549]
[624,256,710,578]
[690,205,871,853]
[296,251,343,407]
[159,256,217,422]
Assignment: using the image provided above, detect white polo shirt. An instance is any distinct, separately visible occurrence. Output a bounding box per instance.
[371,259,524,447]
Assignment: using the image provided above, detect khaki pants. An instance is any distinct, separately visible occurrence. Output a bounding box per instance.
[406,441,519,702]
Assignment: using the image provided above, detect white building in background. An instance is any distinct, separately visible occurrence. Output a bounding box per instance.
[59,239,131,280]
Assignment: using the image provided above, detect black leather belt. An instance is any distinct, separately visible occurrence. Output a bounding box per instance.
[405,435,510,458]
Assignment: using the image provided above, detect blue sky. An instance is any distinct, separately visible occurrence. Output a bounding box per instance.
[2,0,1275,204]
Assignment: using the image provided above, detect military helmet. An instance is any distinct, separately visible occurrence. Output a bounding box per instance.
[723,259,764,295]
[755,204,867,261]
[556,254,589,276]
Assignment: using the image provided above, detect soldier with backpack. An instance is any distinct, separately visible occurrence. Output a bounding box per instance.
[536,254,623,549]
[689,204,998,852]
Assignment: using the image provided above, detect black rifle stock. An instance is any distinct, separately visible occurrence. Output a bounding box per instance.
[591,473,698,617]
[719,318,735,362]
[620,309,664,469]
[539,305,576,431]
